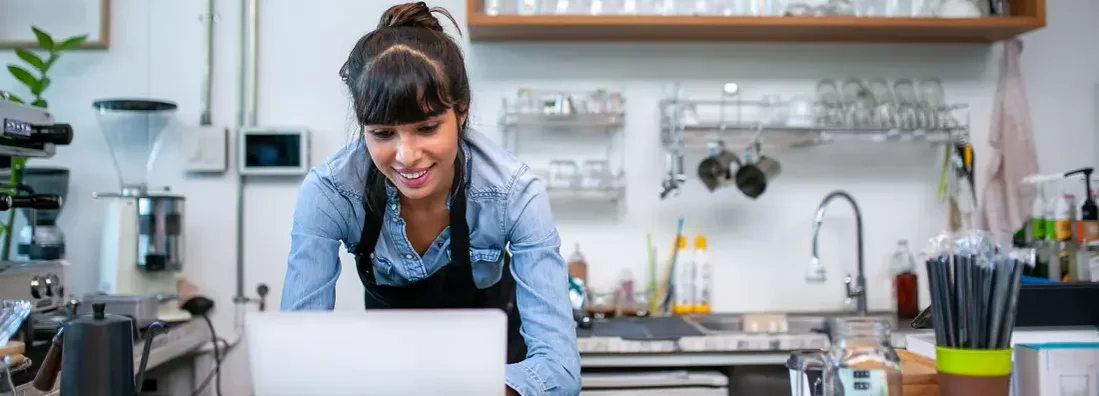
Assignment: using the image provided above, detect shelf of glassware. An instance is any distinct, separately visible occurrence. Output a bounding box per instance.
[661,123,968,148]
[500,111,627,129]
[532,168,627,201]
[659,100,970,148]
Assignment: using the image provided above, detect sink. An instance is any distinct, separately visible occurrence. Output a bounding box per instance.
[686,311,901,335]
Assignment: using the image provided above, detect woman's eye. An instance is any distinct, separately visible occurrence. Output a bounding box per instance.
[369,129,394,139]
[417,124,439,133]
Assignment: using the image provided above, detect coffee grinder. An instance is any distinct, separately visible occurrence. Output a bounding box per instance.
[92,99,189,322]
[15,167,69,260]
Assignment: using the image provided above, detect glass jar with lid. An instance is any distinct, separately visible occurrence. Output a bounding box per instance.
[824,317,903,396]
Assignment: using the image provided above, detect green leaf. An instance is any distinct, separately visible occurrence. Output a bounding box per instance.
[31,77,50,96]
[6,65,39,91]
[55,35,88,51]
[43,54,58,72]
[31,99,48,108]
[14,49,46,71]
[31,27,54,51]
[4,94,24,104]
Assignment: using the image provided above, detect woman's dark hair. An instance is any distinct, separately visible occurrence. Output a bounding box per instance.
[340,2,470,213]
[340,2,470,128]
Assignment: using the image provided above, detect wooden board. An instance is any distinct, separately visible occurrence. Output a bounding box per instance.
[900,349,940,396]
[466,0,1046,43]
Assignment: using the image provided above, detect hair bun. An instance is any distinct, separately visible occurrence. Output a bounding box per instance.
[379,2,445,32]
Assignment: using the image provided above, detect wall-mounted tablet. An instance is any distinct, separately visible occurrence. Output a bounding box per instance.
[238,127,310,176]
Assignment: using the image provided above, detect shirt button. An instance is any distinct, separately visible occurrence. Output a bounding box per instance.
[405,254,413,259]
[436,241,443,247]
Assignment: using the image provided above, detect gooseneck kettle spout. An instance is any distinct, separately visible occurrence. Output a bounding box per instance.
[134,321,169,393]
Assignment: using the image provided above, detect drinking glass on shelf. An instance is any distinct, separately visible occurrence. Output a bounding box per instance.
[515,88,535,114]
[581,160,612,188]
[918,78,946,129]
[893,79,922,130]
[518,0,545,14]
[549,160,579,189]
[761,95,788,126]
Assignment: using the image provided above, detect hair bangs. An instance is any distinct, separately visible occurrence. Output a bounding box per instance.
[351,50,454,126]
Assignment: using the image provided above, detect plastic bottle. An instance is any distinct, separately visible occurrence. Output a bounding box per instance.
[566,243,588,285]
[890,240,919,320]
[673,236,694,315]
[693,236,712,314]
[1029,190,1047,242]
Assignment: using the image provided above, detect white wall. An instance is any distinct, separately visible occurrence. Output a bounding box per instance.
[2,0,1097,394]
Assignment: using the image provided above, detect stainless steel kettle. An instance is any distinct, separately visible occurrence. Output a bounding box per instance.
[33,302,168,395]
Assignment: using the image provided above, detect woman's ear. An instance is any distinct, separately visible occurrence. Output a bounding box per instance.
[456,103,469,127]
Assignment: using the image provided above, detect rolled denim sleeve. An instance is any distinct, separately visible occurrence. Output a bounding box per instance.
[503,171,582,396]
[281,168,351,311]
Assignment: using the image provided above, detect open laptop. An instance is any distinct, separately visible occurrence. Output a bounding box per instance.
[246,309,508,396]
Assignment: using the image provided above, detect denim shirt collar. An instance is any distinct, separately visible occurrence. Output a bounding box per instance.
[382,138,472,214]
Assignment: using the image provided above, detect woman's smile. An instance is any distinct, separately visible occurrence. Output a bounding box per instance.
[394,164,434,188]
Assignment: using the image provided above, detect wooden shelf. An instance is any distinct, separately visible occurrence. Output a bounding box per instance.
[466,0,1045,42]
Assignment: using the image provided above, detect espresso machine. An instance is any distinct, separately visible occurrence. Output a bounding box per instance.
[92,99,190,323]
[0,100,73,316]
[0,99,73,395]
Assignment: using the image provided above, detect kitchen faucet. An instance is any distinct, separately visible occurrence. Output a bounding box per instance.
[810,190,868,316]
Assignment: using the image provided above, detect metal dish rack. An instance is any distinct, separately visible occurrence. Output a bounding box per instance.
[500,89,628,203]
[658,94,971,198]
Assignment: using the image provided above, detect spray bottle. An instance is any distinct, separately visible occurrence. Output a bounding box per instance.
[1066,167,1098,281]
[1066,168,1098,242]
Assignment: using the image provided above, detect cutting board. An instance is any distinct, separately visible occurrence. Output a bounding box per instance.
[900,349,939,396]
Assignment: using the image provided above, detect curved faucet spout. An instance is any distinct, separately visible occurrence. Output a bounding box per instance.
[810,190,868,316]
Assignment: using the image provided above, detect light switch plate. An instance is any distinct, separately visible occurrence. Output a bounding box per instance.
[182,126,229,173]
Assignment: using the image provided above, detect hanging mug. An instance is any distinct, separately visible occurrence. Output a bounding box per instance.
[698,141,742,192]
[735,146,782,199]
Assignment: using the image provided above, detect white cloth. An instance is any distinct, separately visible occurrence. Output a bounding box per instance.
[979,39,1040,234]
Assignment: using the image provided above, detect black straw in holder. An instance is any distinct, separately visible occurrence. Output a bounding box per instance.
[924,232,1027,350]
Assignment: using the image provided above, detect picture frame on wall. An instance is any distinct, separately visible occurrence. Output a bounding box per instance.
[0,0,110,50]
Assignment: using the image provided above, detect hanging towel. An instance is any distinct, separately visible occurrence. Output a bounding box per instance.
[978,39,1040,234]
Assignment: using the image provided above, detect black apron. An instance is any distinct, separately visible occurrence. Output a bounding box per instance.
[353,175,529,364]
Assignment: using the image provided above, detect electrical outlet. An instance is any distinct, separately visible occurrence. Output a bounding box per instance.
[182,126,229,173]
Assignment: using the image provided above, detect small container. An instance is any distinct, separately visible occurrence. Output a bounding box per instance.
[566,243,588,284]
[632,291,651,317]
[585,290,616,319]
[615,269,637,316]
[824,317,903,396]
[935,347,1012,396]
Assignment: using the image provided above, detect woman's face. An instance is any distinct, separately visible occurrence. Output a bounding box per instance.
[364,109,463,203]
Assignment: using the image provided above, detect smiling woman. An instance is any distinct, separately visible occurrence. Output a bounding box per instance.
[280,2,581,396]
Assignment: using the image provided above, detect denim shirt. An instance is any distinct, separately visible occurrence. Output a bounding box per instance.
[281,129,581,396]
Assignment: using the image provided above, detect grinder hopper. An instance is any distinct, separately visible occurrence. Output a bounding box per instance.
[92,99,177,195]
